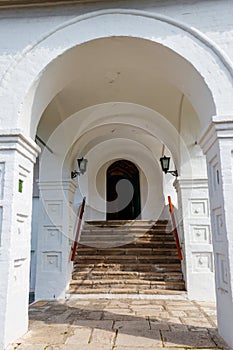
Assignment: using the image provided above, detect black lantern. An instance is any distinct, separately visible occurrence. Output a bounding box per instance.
[160,156,178,177]
[71,157,88,178]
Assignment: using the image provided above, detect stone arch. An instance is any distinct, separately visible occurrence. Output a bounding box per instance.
[1,8,233,350]
[0,9,232,136]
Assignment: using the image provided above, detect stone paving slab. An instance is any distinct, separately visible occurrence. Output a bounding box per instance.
[70,320,113,330]
[115,330,162,347]
[162,330,217,348]
[113,320,150,331]
[64,327,92,345]
[6,298,231,350]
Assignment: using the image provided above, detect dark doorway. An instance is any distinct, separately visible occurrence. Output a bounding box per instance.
[106,160,141,220]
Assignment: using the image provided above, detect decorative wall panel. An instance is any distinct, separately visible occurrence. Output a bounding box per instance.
[217,254,229,292]
[0,162,5,200]
[190,225,211,244]
[231,151,233,184]
[190,199,208,217]
[209,156,219,192]
[0,207,2,246]
[192,252,213,273]
[43,226,62,245]
[44,201,63,222]
[42,251,62,272]
[213,208,224,242]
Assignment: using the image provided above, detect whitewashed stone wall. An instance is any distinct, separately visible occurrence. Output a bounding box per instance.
[35,180,76,300]
[174,178,215,301]
[200,117,233,347]
[0,132,39,349]
[0,1,232,349]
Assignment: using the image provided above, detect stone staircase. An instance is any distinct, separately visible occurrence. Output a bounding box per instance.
[68,220,185,295]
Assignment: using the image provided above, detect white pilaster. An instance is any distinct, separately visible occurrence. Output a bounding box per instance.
[174,178,215,301]
[35,180,77,300]
[0,131,39,350]
[200,116,233,347]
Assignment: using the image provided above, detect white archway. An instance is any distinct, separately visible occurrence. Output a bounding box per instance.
[1,9,233,350]
[0,10,233,137]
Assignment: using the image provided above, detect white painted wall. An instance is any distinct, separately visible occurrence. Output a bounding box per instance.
[0,2,233,349]
[0,134,39,350]
[30,197,39,292]
[200,117,233,347]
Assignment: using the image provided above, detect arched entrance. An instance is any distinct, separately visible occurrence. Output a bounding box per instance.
[1,7,233,350]
[106,160,141,220]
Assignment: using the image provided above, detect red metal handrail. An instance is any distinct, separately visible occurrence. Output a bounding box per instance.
[168,196,182,261]
[70,197,86,262]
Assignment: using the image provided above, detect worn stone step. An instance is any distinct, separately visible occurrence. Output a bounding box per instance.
[76,248,178,256]
[70,279,151,287]
[69,219,184,295]
[82,227,172,232]
[138,272,183,280]
[69,280,185,291]
[121,242,177,248]
[79,235,176,243]
[81,232,173,238]
[82,226,172,231]
[70,278,185,286]
[68,287,140,294]
[68,287,185,295]
[72,271,183,282]
[75,256,180,265]
[85,220,168,226]
[73,263,182,273]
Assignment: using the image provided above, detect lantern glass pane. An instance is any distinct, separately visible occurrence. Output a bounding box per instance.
[160,156,170,172]
[163,158,169,169]
[77,158,87,174]
[80,161,85,171]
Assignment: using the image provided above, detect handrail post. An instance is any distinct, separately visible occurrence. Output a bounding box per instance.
[70,197,86,262]
[168,196,183,261]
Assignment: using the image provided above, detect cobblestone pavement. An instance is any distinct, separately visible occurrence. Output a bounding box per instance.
[6,297,232,350]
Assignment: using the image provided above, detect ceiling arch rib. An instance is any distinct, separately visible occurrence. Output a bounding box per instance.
[36,36,214,140]
[38,102,190,180]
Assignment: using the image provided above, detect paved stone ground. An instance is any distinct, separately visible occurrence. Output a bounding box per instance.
[6,297,232,350]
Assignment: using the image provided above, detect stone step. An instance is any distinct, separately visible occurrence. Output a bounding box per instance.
[76,248,178,256]
[68,287,185,295]
[78,239,176,249]
[85,220,168,226]
[81,231,173,238]
[83,221,172,230]
[69,219,184,295]
[119,241,177,248]
[75,255,180,264]
[77,242,175,249]
[73,263,182,273]
[79,235,176,242]
[72,271,183,281]
[70,278,185,286]
[69,279,185,291]
[82,223,171,229]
